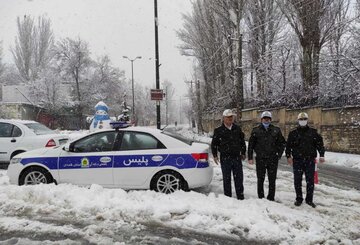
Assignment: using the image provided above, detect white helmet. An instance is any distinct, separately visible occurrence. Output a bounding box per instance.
[261,111,272,119]
[297,112,309,120]
[223,109,236,117]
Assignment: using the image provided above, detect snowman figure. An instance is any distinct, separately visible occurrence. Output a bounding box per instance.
[87,101,112,132]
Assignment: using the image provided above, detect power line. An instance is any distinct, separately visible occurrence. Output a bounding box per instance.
[197,0,324,74]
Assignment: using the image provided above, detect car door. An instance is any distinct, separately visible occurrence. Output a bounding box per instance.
[113,131,168,188]
[0,122,23,162]
[58,131,119,187]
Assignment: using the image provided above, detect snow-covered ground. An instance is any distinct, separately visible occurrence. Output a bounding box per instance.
[0,125,359,244]
[0,162,359,244]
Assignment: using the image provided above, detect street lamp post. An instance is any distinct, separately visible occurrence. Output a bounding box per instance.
[123,56,142,124]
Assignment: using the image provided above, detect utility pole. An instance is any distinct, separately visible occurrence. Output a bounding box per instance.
[122,56,141,124]
[236,0,245,120]
[237,33,244,120]
[154,0,161,129]
[196,80,202,134]
[179,96,182,124]
[165,85,168,125]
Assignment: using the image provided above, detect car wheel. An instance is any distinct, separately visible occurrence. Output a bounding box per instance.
[150,170,187,194]
[19,167,53,186]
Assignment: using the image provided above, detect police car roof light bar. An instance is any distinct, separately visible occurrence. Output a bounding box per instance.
[110,121,131,130]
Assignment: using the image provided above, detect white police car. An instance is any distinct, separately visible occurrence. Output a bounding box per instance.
[7,123,213,193]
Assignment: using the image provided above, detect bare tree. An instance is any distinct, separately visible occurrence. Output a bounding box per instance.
[178,0,247,115]
[0,41,5,78]
[231,0,246,114]
[178,0,224,124]
[178,0,223,108]
[318,0,353,105]
[135,86,156,126]
[87,55,126,113]
[162,79,176,125]
[30,66,69,112]
[245,0,284,98]
[33,16,54,77]
[211,0,247,114]
[277,0,341,93]
[11,15,54,82]
[11,15,34,81]
[54,37,92,128]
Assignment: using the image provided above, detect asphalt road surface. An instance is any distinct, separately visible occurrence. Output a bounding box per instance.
[278,157,360,191]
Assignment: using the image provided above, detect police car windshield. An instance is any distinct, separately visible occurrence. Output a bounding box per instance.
[24,123,55,135]
[162,131,193,145]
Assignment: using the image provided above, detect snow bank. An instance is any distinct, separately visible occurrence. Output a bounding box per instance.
[325,151,360,169]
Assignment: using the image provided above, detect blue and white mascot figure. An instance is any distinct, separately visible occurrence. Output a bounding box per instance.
[88,101,112,132]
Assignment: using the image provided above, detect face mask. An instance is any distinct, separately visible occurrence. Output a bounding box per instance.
[262,122,270,128]
[299,120,308,127]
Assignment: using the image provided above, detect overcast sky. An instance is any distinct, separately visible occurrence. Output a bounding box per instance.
[0,0,194,97]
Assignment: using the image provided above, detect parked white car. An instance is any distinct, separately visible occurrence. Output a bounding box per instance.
[7,124,213,193]
[0,119,69,165]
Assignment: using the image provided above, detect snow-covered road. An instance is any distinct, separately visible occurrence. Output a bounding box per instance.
[0,126,359,244]
[0,162,359,245]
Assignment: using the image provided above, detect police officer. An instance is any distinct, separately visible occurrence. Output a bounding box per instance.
[211,109,246,200]
[286,112,325,208]
[248,111,286,201]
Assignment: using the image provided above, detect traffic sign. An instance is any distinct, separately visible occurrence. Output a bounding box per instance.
[151,89,164,100]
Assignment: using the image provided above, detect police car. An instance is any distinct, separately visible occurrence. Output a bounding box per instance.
[7,123,213,193]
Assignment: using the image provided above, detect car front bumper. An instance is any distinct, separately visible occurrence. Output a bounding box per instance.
[7,163,24,185]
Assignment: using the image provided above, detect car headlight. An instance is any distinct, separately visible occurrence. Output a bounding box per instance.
[10,158,22,165]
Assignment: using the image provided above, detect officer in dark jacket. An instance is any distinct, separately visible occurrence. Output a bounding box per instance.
[248,111,286,201]
[211,109,246,200]
[286,112,325,208]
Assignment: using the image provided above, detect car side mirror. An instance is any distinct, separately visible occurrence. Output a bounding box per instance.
[63,144,70,152]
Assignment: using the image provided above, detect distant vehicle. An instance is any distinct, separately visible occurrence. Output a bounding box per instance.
[0,119,69,165]
[7,124,213,193]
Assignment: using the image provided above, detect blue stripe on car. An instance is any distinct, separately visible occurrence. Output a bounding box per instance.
[20,154,209,170]
[20,157,58,169]
[196,162,209,168]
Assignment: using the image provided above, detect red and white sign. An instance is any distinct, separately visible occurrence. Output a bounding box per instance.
[150,89,164,101]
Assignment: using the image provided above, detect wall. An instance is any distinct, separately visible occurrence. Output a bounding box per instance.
[0,103,79,130]
[203,106,360,154]
[0,103,39,119]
